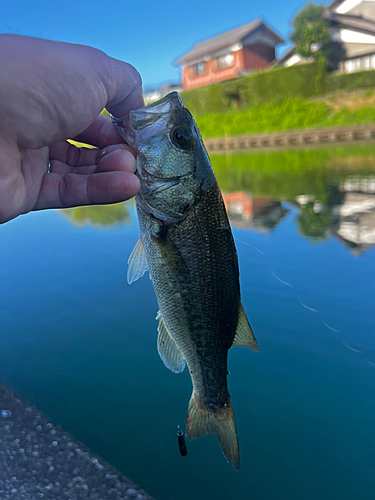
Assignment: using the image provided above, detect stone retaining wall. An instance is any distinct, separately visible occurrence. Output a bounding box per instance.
[204,125,375,153]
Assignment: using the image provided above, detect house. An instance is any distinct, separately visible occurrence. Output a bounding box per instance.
[275,45,312,68]
[174,19,284,90]
[279,0,375,73]
[325,0,375,72]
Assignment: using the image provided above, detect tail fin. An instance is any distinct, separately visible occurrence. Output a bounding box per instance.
[185,392,239,469]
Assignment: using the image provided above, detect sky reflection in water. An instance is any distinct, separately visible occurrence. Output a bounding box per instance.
[1,146,374,500]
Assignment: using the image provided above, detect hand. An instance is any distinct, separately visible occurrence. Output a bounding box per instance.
[0,35,144,224]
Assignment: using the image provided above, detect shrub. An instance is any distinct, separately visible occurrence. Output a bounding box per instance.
[181,63,324,116]
[325,70,375,93]
[180,63,375,116]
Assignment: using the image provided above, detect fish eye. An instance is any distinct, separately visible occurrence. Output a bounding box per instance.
[171,127,194,150]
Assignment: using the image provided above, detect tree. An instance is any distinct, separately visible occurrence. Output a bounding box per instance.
[290,2,331,58]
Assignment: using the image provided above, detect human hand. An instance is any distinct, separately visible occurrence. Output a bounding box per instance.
[0,35,144,224]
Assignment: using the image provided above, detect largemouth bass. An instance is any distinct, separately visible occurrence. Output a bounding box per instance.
[113,92,258,469]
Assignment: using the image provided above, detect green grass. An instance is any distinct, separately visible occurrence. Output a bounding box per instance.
[195,98,375,138]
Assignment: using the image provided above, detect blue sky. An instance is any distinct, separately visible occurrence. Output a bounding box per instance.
[1,0,325,88]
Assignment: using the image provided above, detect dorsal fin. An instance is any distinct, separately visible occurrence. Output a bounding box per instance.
[127,236,148,284]
[231,304,258,352]
[156,312,186,373]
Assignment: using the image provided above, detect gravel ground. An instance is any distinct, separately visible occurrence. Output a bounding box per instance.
[0,383,155,500]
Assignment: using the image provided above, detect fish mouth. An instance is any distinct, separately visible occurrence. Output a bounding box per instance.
[136,163,193,223]
[112,92,184,149]
[142,177,180,196]
[138,165,191,196]
[133,92,183,119]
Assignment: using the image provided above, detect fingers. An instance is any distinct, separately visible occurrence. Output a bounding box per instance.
[49,141,136,175]
[104,60,144,119]
[96,147,136,174]
[49,142,100,169]
[73,114,126,149]
[35,170,140,211]
[32,141,140,211]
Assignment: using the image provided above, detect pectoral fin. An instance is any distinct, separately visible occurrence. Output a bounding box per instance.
[127,237,148,284]
[152,232,190,279]
[231,304,258,352]
[156,312,186,373]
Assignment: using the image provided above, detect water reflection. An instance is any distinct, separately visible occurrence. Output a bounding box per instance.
[333,176,375,249]
[334,192,375,247]
[60,146,375,254]
[61,201,132,228]
[214,147,375,252]
[295,200,332,240]
[294,175,375,251]
[222,192,288,231]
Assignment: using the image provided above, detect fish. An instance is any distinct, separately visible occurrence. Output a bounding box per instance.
[112,92,258,469]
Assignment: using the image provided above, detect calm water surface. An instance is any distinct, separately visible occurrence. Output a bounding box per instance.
[1,146,375,500]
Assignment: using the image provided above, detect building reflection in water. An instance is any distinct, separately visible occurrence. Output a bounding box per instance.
[333,176,375,249]
[222,191,288,232]
[222,175,375,253]
[295,175,375,253]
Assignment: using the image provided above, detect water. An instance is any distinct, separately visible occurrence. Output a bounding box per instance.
[1,145,375,500]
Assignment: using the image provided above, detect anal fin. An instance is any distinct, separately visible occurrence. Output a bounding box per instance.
[231,303,258,352]
[157,312,186,373]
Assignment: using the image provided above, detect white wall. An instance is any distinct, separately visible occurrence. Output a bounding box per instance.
[331,27,375,43]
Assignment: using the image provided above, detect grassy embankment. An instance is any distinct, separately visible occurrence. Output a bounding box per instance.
[180,63,375,138]
[193,91,375,138]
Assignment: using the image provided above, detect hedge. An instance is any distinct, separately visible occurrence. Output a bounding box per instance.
[325,69,375,93]
[180,62,375,116]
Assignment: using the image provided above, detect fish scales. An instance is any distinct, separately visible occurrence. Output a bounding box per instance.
[138,184,239,407]
[112,92,258,469]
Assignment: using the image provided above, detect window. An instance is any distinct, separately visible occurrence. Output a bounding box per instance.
[344,58,361,73]
[217,52,234,69]
[363,56,371,69]
[193,61,206,76]
[344,55,375,73]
